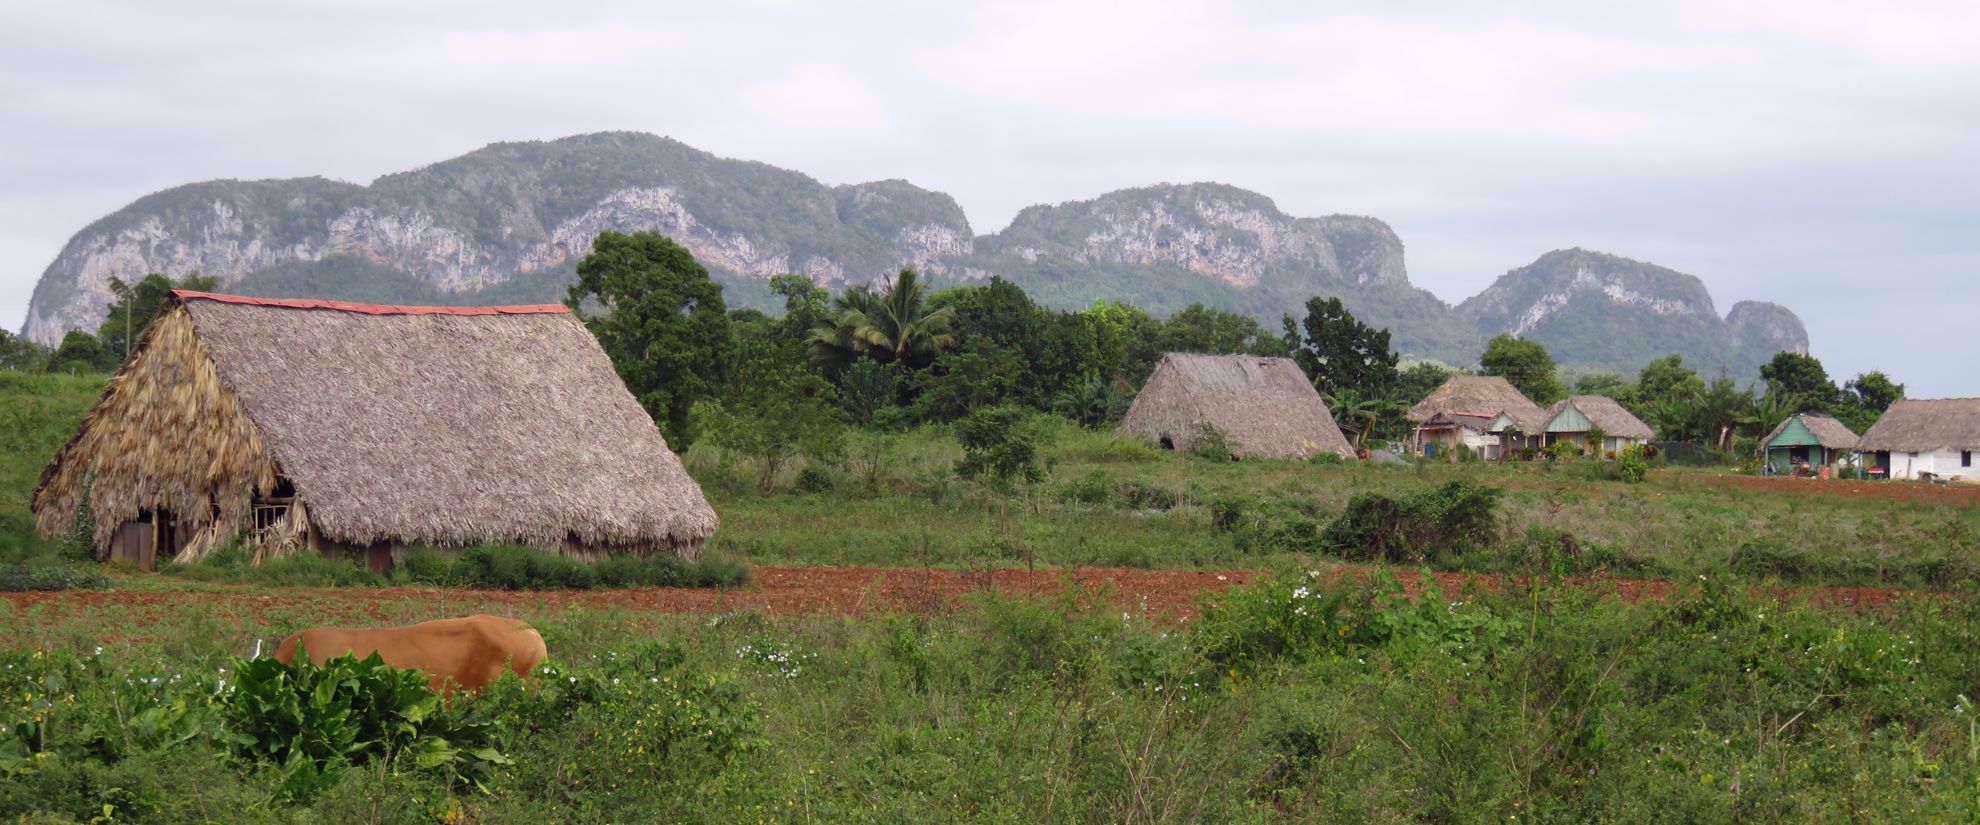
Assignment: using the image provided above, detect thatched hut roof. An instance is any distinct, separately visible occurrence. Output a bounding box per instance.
[1856,398,1980,452]
[34,291,717,559]
[1407,375,1544,429]
[1543,395,1656,440]
[1119,353,1355,459]
[1760,413,1860,450]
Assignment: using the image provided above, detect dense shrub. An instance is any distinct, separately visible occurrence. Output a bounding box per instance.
[1319,480,1503,564]
[1617,445,1651,483]
[1059,470,1113,505]
[0,561,109,592]
[1113,479,1180,511]
[954,405,1049,489]
[411,545,750,591]
[225,652,507,800]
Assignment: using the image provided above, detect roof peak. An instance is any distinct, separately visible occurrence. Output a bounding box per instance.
[171,290,569,317]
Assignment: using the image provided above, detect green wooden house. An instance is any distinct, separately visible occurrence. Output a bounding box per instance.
[1759,413,1859,475]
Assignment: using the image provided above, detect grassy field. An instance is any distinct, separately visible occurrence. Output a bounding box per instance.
[6,573,1980,822]
[685,422,1980,587]
[7,371,1980,821]
[4,371,1978,590]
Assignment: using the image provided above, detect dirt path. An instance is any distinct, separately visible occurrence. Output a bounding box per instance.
[0,565,1914,631]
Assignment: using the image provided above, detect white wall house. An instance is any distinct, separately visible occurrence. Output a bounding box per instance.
[1856,398,1980,482]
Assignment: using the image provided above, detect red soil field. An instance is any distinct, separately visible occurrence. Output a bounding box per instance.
[0,565,1915,637]
[1670,473,1980,506]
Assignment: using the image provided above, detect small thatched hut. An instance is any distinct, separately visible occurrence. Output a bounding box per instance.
[1407,375,1544,459]
[1759,413,1859,474]
[33,291,718,571]
[1119,353,1355,460]
[1855,398,1980,481]
[1538,395,1656,454]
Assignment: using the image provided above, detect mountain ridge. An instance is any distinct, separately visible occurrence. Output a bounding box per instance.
[20,131,1806,377]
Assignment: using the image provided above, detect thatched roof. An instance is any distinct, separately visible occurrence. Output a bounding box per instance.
[1544,395,1655,440]
[35,291,717,558]
[1119,353,1355,459]
[1407,375,1545,428]
[1856,398,1980,452]
[1761,413,1860,450]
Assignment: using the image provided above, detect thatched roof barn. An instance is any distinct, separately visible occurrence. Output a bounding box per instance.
[1542,396,1656,441]
[1119,353,1355,460]
[1855,398,1980,481]
[1407,375,1543,425]
[33,291,718,569]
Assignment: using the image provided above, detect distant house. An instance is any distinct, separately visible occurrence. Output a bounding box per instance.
[1537,395,1655,455]
[1484,407,1553,458]
[1759,413,1859,474]
[33,291,719,572]
[1120,353,1356,460]
[1855,398,1980,481]
[1407,375,1544,460]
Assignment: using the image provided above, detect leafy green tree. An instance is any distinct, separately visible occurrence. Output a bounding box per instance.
[954,405,1048,492]
[45,330,119,374]
[1052,372,1130,429]
[1635,355,1706,405]
[1695,374,1758,452]
[1479,335,1565,405]
[1393,362,1454,406]
[1283,297,1399,399]
[1843,371,1903,411]
[566,231,733,448]
[769,274,831,343]
[836,359,902,427]
[99,273,217,359]
[808,269,955,369]
[699,339,844,492]
[1325,388,1398,449]
[0,330,46,371]
[1838,371,1904,433]
[1758,352,1837,412]
[1751,388,1800,443]
[931,278,1051,401]
[1153,304,1286,358]
[1570,371,1630,399]
[911,341,1027,422]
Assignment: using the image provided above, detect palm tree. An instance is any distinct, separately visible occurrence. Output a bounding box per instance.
[1325,389,1385,449]
[809,270,956,368]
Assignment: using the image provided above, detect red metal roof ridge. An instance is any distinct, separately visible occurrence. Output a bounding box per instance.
[170,290,570,316]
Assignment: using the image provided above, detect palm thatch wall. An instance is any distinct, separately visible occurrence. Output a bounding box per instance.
[1119,353,1355,460]
[34,291,719,563]
[33,306,277,560]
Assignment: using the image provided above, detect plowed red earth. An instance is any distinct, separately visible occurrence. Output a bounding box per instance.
[1672,473,1980,506]
[0,566,1913,632]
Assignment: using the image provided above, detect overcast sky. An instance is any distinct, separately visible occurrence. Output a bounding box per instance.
[4,0,1976,394]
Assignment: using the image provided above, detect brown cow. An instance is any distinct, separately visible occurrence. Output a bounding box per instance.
[273,614,547,696]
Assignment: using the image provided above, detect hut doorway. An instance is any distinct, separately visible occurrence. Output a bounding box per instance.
[109,509,190,572]
[1159,435,1175,450]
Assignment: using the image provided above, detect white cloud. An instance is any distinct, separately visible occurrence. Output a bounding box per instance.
[1,0,1975,393]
